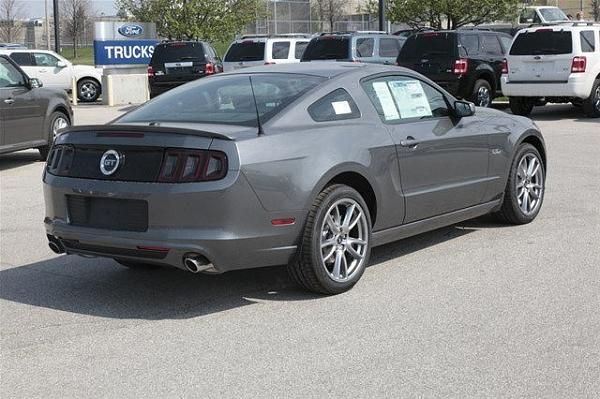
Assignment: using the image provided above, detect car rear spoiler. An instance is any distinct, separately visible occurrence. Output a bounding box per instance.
[59,124,234,141]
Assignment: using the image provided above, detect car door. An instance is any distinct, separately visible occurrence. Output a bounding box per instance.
[0,56,45,147]
[32,52,72,90]
[361,74,489,223]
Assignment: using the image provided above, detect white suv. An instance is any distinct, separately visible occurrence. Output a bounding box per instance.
[501,23,600,117]
[222,35,311,72]
[0,49,103,102]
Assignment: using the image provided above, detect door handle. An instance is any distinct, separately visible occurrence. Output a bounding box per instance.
[400,136,420,148]
[39,69,47,73]
[4,98,15,105]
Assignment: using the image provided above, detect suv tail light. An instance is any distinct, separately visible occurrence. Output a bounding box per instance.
[501,58,508,74]
[147,65,155,78]
[204,63,214,75]
[453,58,469,75]
[158,149,227,182]
[571,56,587,73]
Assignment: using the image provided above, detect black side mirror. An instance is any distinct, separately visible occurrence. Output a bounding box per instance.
[454,100,475,117]
[28,78,43,89]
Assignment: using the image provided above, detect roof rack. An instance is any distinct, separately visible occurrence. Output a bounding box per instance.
[240,33,311,39]
[319,30,388,36]
[458,27,494,31]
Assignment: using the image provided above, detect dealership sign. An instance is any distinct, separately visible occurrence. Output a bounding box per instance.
[94,21,157,66]
[94,39,159,65]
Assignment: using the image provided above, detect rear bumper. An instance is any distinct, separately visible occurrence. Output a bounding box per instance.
[43,172,304,273]
[501,75,592,98]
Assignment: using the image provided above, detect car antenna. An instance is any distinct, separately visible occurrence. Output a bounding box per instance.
[248,75,264,136]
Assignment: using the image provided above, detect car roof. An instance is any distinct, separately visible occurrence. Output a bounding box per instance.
[222,62,416,79]
[518,23,600,33]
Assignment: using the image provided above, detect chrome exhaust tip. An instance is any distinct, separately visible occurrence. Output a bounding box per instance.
[183,253,213,274]
[47,236,65,254]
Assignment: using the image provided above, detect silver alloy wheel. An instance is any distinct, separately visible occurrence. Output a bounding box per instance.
[594,86,600,112]
[79,82,97,101]
[516,153,544,215]
[477,86,491,107]
[52,116,69,138]
[320,198,368,282]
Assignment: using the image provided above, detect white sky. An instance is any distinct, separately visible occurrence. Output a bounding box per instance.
[18,0,117,19]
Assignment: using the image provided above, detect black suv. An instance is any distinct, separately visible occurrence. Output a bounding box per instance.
[148,41,222,98]
[397,30,513,107]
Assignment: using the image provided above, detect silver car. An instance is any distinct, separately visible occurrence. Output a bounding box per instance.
[43,63,546,294]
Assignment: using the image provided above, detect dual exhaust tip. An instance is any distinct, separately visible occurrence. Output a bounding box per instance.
[47,235,65,254]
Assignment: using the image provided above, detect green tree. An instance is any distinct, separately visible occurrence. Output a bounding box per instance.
[116,0,262,42]
[387,0,520,30]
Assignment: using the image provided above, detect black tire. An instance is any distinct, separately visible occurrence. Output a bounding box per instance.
[509,97,535,116]
[470,79,493,107]
[288,184,372,294]
[495,143,545,225]
[77,78,101,102]
[38,111,70,160]
[115,259,161,270]
[582,79,600,118]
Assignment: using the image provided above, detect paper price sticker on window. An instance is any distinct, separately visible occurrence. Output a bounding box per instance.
[372,82,400,120]
[331,100,352,115]
[388,80,432,119]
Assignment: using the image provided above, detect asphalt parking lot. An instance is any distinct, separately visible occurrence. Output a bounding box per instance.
[1,104,599,397]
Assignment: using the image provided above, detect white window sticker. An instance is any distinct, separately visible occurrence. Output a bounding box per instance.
[331,100,352,115]
[372,81,400,120]
[388,80,432,119]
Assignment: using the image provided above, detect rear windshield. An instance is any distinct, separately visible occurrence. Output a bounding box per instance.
[398,33,457,60]
[302,37,350,61]
[151,42,206,66]
[117,74,325,127]
[510,31,572,55]
[224,42,265,62]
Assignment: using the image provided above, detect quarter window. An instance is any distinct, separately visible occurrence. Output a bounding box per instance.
[294,41,309,59]
[482,35,503,55]
[272,42,291,59]
[362,76,449,123]
[356,38,374,58]
[580,31,596,53]
[9,52,33,66]
[308,88,360,122]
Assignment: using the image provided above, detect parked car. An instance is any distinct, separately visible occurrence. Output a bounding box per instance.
[501,23,600,117]
[0,49,102,102]
[477,6,571,36]
[147,40,222,98]
[43,63,546,294]
[0,55,72,158]
[397,30,513,107]
[302,32,405,65]
[0,43,27,49]
[222,34,311,72]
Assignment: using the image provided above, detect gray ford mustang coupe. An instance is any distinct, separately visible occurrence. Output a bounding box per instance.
[43,63,546,294]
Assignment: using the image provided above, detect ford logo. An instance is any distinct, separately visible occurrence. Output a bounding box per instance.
[118,24,143,37]
[100,150,124,176]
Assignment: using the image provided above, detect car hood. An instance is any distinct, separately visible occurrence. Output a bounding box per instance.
[476,106,536,130]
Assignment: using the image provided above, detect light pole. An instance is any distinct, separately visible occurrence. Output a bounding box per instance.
[53,0,60,53]
[378,0,385,32]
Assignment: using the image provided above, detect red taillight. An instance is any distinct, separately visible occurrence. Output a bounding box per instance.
[158,149,227,183]
[571,56,587,73]
[453,58,469,75]
[204,63,214,74]
[147,65,155,78]
[501,58,508,74]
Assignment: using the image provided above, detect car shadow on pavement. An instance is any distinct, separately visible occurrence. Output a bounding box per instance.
[0,150,43,171]
[0,223,482,321]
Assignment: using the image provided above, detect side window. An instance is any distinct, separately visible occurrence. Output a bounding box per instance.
[33,52,60,67]
[356,38,374,58]
[459,35,479,56]
[482,35,503,55]
[580,31,596,53]
[361,76,449,123]
[499,36,513,53]
[0,58,26,87]
[308,88,360,122]
[294,41,309,59]
[9,52,33,66]
[379,38,401,57]
[272,41,291,59]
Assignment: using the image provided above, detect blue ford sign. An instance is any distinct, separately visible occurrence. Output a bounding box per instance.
[94,39,159,65]
[118,24,144,37]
